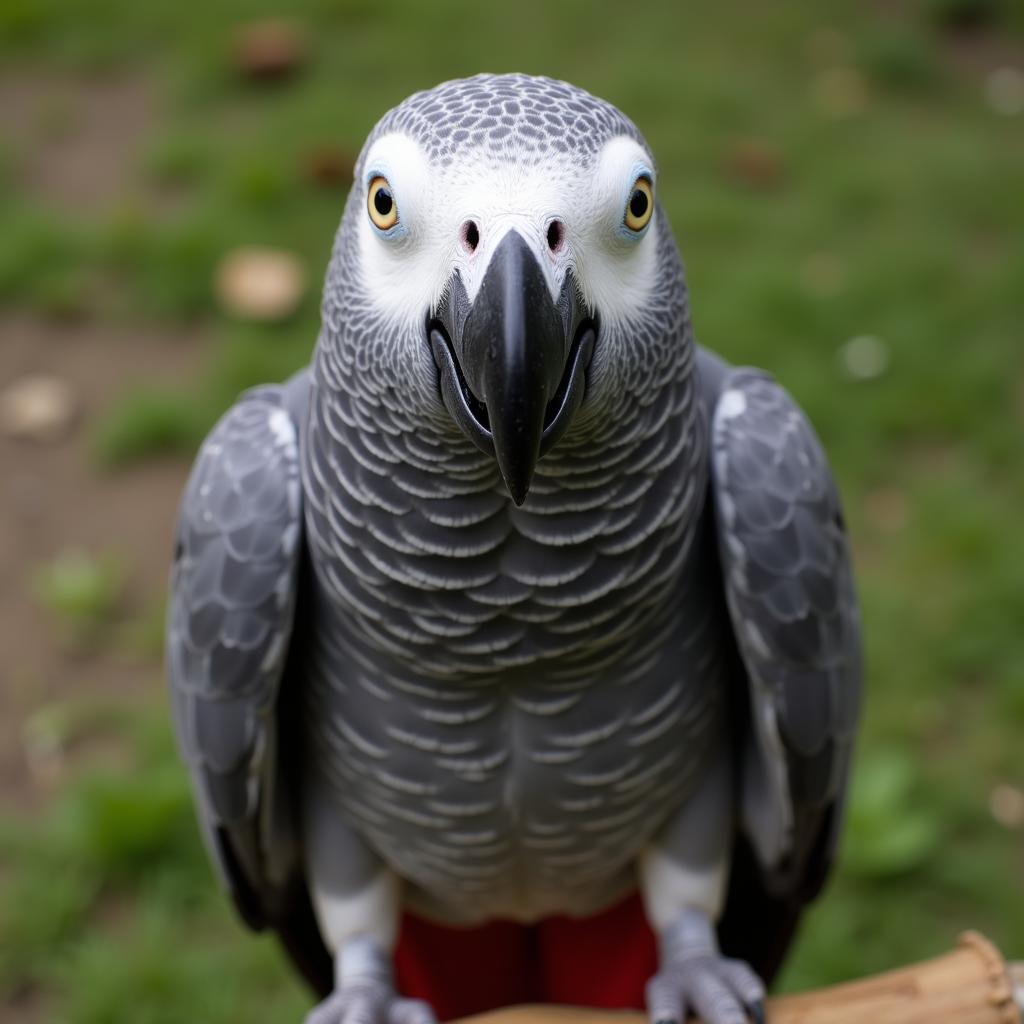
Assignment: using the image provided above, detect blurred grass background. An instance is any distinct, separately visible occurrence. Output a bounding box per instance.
[0,0,1022,1021]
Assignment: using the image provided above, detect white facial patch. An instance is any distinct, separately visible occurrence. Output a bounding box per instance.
[356,132,660,335]
[571,136,660,333]
[357,133,444,332]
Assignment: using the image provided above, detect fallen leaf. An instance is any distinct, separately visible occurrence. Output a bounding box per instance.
[233,18,307,81]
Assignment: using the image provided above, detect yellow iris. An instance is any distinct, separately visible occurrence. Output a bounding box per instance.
[624,177,653,232]
[368,176,398,230]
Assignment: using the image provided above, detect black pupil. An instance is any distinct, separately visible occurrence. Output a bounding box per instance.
[629,187,648,220]
[374,187,393,217]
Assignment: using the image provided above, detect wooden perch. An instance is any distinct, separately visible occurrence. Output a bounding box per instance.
[460,933,1022,1024]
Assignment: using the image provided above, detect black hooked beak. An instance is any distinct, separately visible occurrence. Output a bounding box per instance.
[429,231,596,505]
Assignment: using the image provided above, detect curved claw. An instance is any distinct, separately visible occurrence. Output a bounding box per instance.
[745,1001,766,1024]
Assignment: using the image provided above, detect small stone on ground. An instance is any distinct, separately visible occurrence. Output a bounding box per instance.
[989,784,1024,829]
[215,246,307,321]
[839,335,889,381]
[1,374,78,442]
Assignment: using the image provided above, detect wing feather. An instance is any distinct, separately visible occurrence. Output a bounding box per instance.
[709,365,862,900]
[168,384,303,915]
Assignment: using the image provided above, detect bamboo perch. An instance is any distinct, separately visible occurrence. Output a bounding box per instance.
[460,933,1022,1024]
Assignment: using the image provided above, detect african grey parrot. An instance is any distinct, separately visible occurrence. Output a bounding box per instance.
[168,74,861,1024]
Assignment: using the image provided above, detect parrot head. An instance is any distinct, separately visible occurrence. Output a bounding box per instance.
[320,74,690,505]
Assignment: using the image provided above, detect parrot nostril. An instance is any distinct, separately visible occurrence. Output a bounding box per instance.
[547,220,564,254]
[461,220,480,253]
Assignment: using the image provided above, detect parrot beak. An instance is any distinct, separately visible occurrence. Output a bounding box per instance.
[430,231,595,505]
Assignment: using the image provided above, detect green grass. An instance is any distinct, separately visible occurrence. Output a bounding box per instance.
[32,550,127,651]
[0,704,308,1022]
[1,0,1022,1018]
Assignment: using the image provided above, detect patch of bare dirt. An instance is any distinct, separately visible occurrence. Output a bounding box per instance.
[0,72,155,210]
[0,314,204,812]
[0,64,213,1024]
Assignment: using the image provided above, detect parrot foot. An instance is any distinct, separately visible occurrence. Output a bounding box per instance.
[647,909,765,1024]
[646,954,765,1024]
[307,936,437,1024]
[304,984,437,1024]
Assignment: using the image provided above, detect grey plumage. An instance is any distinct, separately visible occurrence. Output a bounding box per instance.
[168,385,302,911]
[168,73,862,1023]
[365,74,643,165]
[711,369,860,883]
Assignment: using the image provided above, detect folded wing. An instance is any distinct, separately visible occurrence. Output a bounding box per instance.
[708,365,862,977]
[168,382,329,988]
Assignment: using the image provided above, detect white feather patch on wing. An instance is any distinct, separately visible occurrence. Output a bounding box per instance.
[267,406,296,448]
[716,388,747,421]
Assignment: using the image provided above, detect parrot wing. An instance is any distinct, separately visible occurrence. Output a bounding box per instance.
[167,374,331,992]
[703,358,863,980]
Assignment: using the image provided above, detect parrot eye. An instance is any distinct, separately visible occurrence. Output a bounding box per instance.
[623,176,653,233]
[368,176,399,231]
